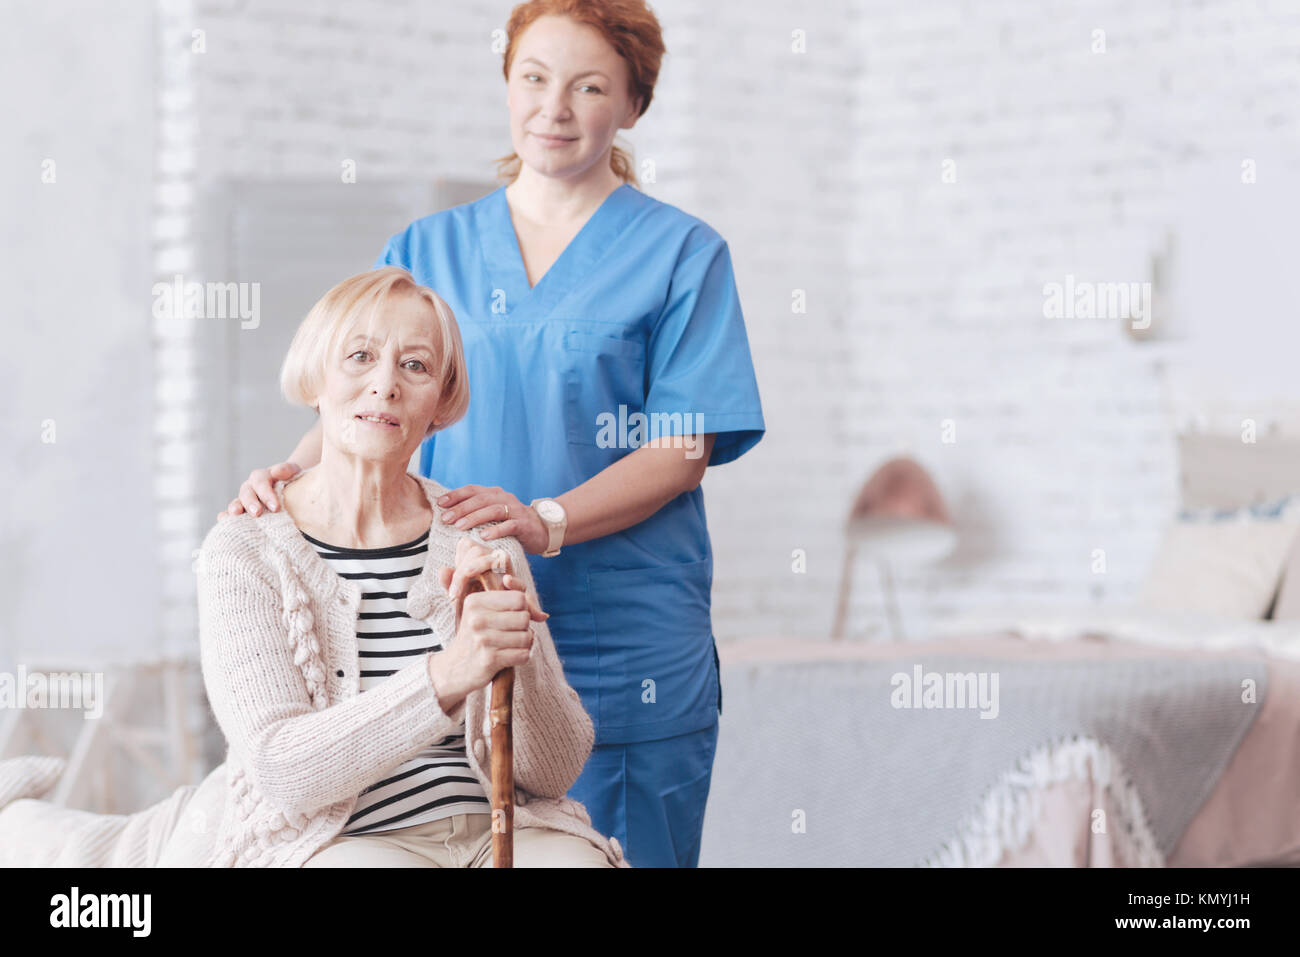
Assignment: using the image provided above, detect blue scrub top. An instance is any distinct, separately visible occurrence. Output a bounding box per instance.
[374,183,765,744]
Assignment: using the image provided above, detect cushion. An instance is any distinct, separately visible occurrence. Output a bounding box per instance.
[1269,532,1300,619]
[1138,496,1300,619]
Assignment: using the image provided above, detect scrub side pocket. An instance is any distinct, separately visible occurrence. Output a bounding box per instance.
[586,559,714,737]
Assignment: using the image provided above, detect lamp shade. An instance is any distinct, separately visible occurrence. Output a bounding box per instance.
[846,457,956,564]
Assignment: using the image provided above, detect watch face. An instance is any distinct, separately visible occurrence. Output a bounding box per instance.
[537,500,564,523]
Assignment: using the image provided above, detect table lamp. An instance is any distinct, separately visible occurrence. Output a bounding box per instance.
[831,456,956,641]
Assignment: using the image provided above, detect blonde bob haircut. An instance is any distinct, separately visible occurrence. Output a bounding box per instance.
[279,266,470,439]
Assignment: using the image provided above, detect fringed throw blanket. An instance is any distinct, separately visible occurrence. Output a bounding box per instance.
[701,654,1265,867]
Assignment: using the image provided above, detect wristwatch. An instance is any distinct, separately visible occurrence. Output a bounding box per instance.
[529,498,568,557]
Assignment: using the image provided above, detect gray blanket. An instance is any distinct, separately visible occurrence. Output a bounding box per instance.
[699,654,1266,866]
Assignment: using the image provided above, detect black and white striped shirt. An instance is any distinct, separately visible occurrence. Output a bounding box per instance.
[301,527,491,835]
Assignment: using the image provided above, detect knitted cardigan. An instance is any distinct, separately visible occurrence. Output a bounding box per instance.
[196,472,628,868]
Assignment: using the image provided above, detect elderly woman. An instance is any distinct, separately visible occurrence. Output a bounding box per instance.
[0,266,626,868]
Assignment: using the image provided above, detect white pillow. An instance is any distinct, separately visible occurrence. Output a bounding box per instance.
[1138,496,1300,618]
[1269,532,1300,619]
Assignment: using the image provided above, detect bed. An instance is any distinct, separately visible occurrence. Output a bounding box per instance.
[698,429,1300,867]
[700,623,1300,867]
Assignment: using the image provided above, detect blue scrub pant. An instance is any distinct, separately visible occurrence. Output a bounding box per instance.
[569,719,720,868]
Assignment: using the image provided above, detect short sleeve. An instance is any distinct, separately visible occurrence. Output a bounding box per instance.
[372,229,407,270]
[644,237,765,466]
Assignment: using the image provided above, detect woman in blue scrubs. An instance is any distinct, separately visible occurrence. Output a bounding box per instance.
[222,1,763,867]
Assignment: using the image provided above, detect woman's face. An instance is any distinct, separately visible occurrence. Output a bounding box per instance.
[505,14,641,182]
[315,292,443,468]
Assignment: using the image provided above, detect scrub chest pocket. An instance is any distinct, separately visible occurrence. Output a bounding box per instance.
[562,329,647,447]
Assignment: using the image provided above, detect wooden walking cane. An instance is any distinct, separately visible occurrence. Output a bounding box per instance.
[465,564,515,868]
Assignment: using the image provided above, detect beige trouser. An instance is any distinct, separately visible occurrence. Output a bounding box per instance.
[301,811,613,868]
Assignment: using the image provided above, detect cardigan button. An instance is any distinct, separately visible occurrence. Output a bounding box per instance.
[335,669,344,678]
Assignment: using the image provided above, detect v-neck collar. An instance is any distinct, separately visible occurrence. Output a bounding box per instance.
[257,470,450,622]
[476,182,643,319]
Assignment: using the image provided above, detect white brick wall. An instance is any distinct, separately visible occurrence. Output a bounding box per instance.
[0,0,159,668]
[837,0,1300,639]
[155,0,204,657]
[167,0,1300,650]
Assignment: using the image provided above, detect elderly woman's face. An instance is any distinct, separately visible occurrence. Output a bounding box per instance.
[506,14,640,181]
[315,293,443,466]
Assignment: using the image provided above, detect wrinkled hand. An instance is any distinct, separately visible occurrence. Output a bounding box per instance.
[436,485,549,554]
[433,538,548,701]
[218,462,302,519]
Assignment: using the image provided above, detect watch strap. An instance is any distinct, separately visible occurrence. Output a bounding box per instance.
[530,498,565,556]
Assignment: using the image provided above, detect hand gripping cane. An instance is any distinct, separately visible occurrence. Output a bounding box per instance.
[464,563,515,868]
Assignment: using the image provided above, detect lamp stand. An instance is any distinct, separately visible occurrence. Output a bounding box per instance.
[877,559,905,642]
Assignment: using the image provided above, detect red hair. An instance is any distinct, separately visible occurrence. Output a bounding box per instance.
[496,0,665,187]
